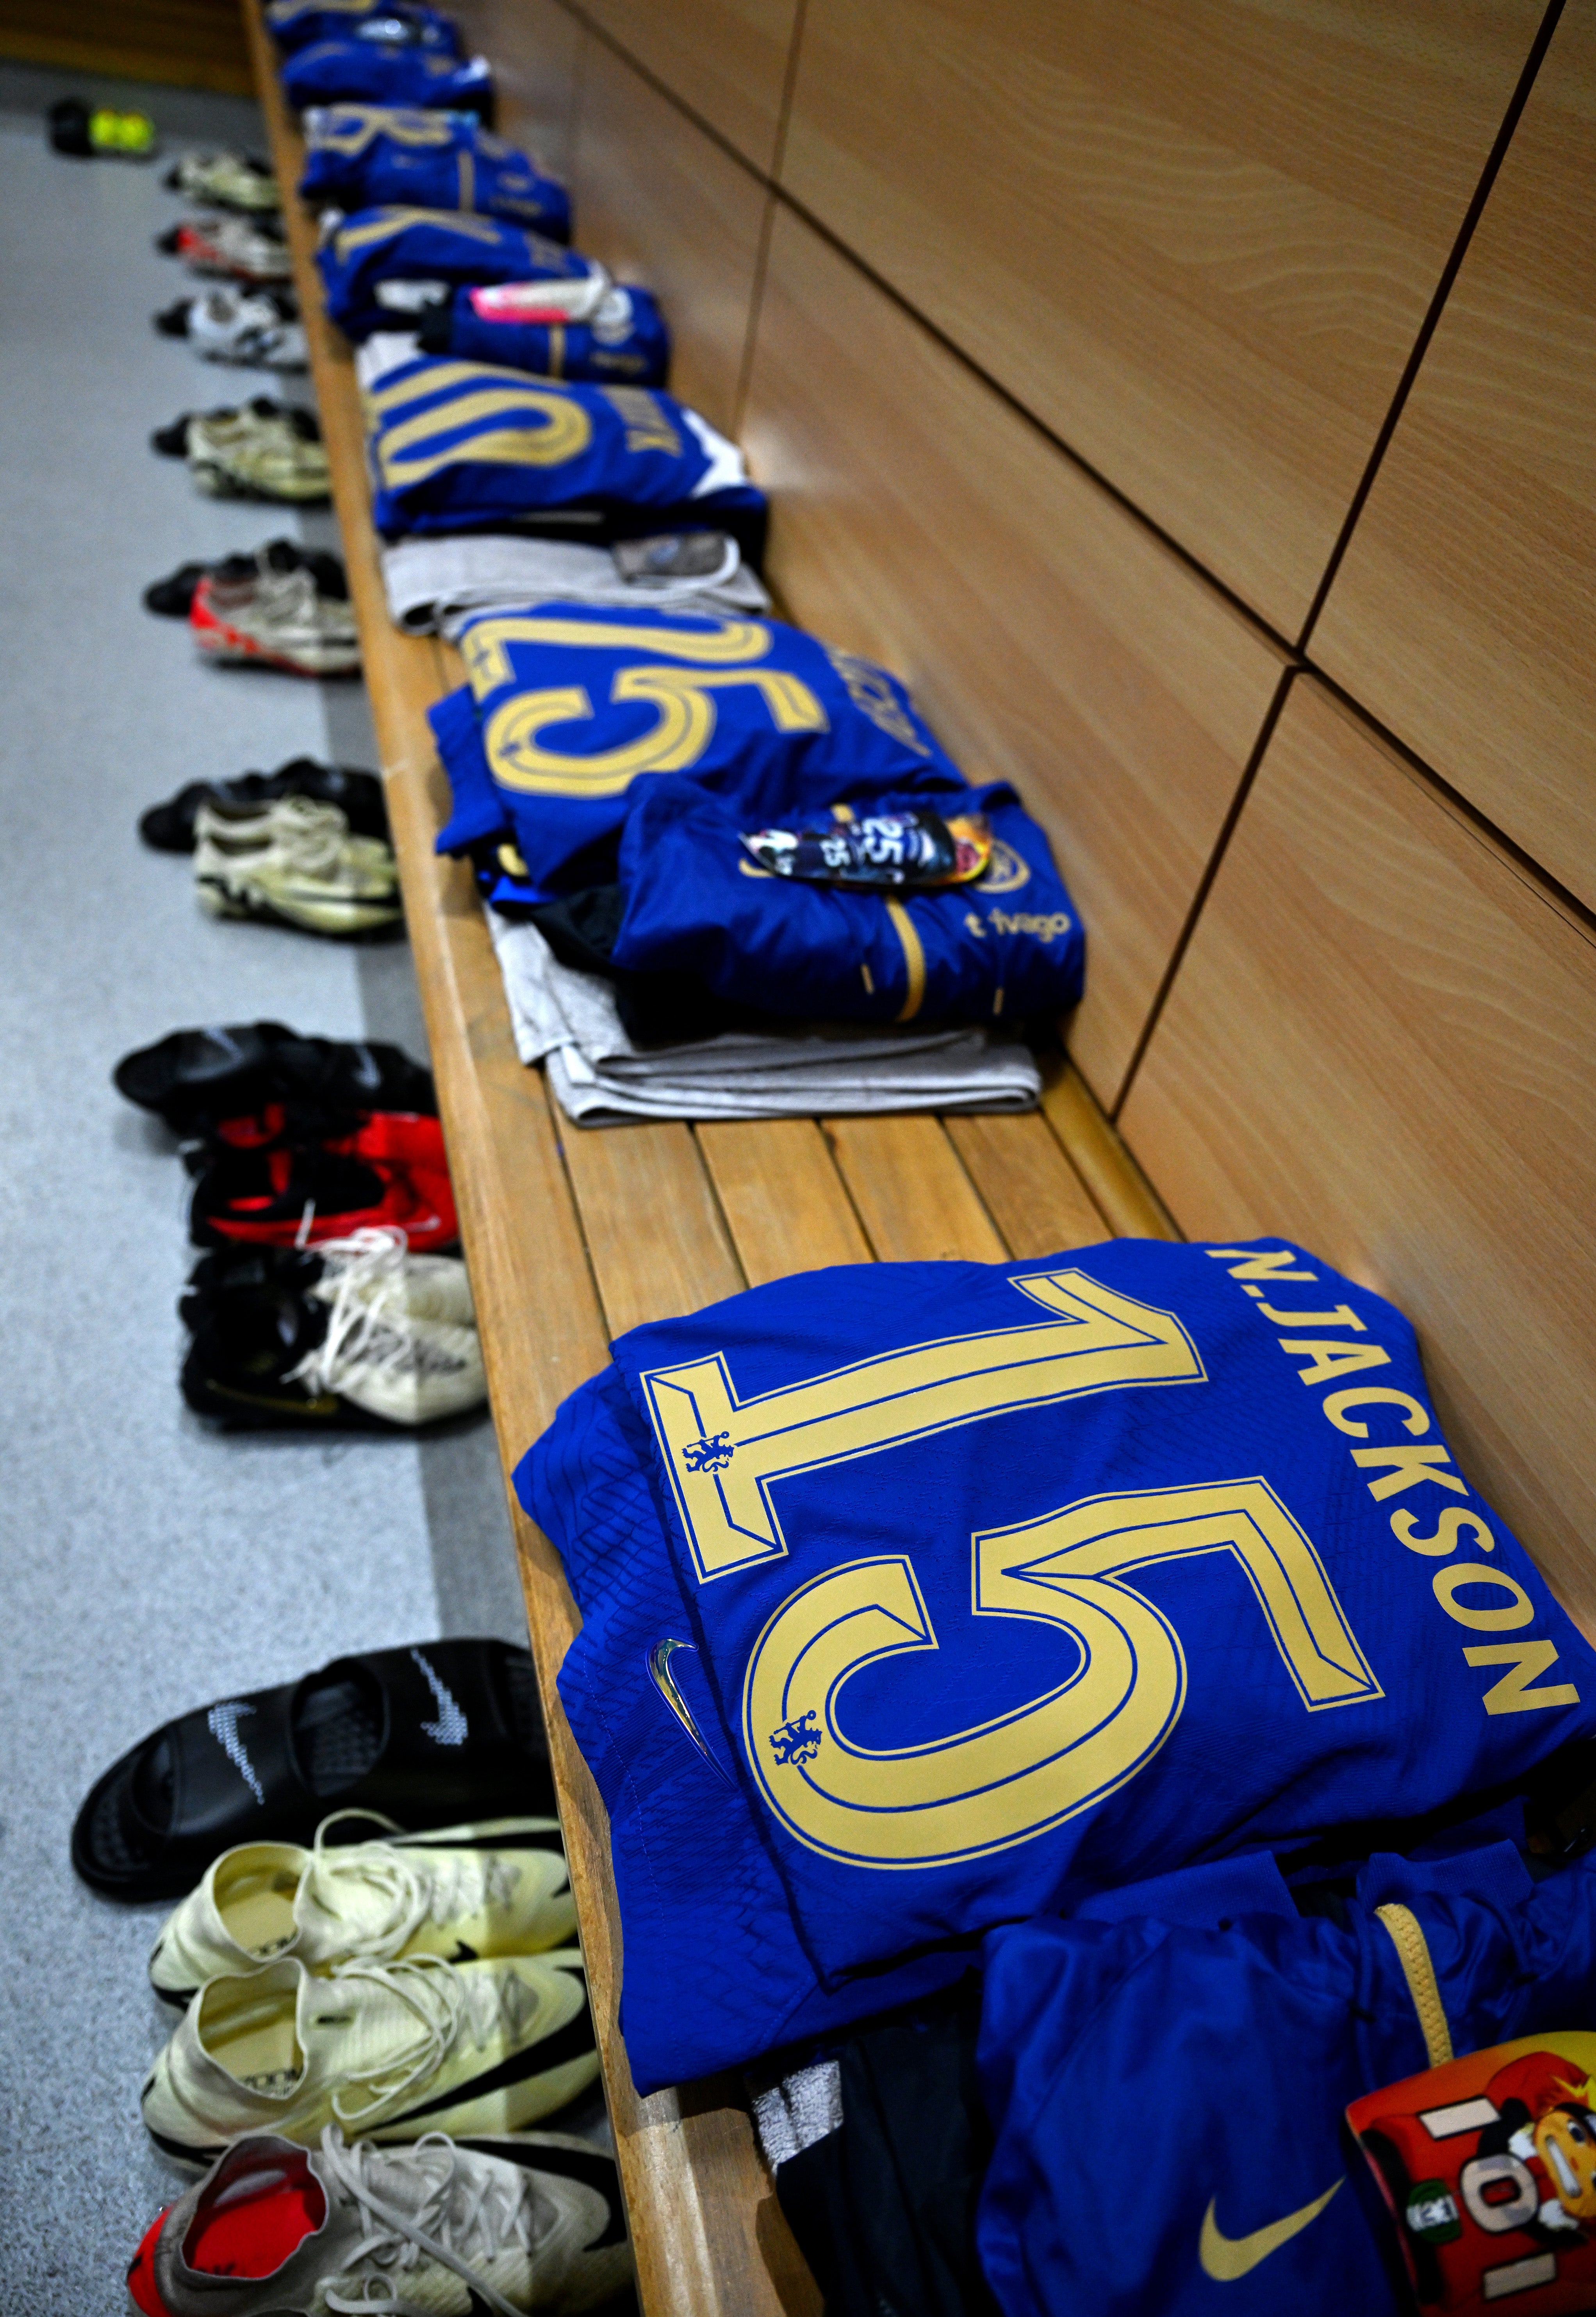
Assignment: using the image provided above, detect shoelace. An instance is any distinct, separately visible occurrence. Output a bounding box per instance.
[289,1241,473,1395]
[267,795,371,879]
[317,2126,537,2317]
[300,1808,522,1962]
[328,1954,545,2128]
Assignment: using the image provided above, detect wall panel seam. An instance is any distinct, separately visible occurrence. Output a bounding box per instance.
[481,0,1595,1033]
[1295,672,1596,954]
[1293,0,1567,654]
[1110,665,1298,1122]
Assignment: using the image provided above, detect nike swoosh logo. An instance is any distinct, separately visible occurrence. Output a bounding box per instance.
[412,1648,468,1745]
[646,1639,734,1785]
[1199,2180,1342,2280]
[207,1702,265,1804]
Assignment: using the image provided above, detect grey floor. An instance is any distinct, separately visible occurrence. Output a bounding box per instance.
[0,64,527,2307]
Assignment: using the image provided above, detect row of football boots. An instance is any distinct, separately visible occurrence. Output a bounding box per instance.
[144,538,360,676]
[116,1024,476,1427]
[114,1638,623,2311]
[152,396,330,503]
[158,149,292,295]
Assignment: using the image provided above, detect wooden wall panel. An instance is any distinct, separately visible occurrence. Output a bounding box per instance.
[567,35,770,435]
[1119,677,1596,1630]
[1312,8,1596,914]
[453,0,584,184]
[741,205,1286,1109]
[781,0,1546,636]
[576,0,799,175]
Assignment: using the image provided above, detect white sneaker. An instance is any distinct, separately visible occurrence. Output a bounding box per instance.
[313,1225,476,1329]
[132,2126,632,2316]
[186,287,307,369]
[187,399,330,502]
[150,1811,576,2003]
[192,563,362,676]
[166,150,281,213]
[193,795,401,937]
[142,1950,599,2167]
[280,1224,485,1422]
[171,211,293,283]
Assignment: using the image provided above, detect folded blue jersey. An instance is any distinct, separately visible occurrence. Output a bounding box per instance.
[526,1237,1596,1998]
[318,206,586,339]
[611,776,1084,1028]
[365,356,766,552]
[280,37,490,113]
[523,1362,970,2093]
[300,106,570,236]
[418,280,669,387]
[975,1841,1596,2317]
[267,0,460,53]
[437,601,961,884]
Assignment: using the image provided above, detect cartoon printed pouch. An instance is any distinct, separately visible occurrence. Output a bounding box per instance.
[1348,2033,1596,2313]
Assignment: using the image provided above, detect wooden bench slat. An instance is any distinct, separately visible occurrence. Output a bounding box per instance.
[824,1114,1007,1262]
[697,1117,873,1282]
[561,1118,746,1335]
[1040,1059,1179,1241]
[946,1108,1111,1256]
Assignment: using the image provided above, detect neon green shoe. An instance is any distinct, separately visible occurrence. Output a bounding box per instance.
[150,1813,576,2004]
[142,1950,599,2167]
[48,98,156,159]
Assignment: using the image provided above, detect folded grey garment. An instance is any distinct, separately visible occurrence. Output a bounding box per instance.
[381,529,772,634]
[488,915,1042,1124]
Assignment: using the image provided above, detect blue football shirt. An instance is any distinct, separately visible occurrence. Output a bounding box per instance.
[530,1239,1596,1998]
[362,357,766,551]
[318,206,588,340]
[434,601,963,886]
[280,37,490,112]
[300,105,571,238]
[268,0,460,54]
[421,281,669,388]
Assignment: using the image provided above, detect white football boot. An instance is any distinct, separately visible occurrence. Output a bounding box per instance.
[150,1811,574,2003]
[143,1950,598,2167]
[130,2125,632,2316]
[193,796,401,937]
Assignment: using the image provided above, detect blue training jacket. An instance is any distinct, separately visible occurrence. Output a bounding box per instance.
[611,774,1084,1028]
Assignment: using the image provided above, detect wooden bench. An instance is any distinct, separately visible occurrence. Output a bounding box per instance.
[243,10,1181,2307]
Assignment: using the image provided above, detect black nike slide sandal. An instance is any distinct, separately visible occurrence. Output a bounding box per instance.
[112,1022,435,1138]
[72,1639,554,1902]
